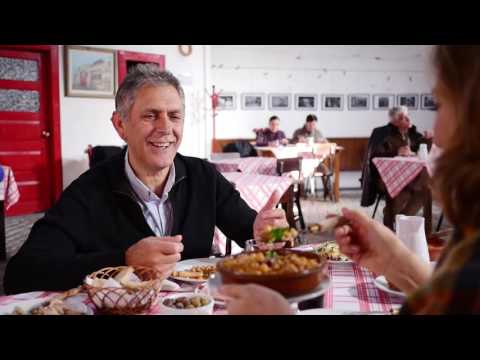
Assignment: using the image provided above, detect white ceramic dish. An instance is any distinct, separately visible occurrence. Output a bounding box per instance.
[373,276,406,298]
[158,293,214,315]
[170,258,219,284]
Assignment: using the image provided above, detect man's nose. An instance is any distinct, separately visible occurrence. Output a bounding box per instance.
[153,112,172,132]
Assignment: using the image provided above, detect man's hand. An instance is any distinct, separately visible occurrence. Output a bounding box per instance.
[125,235,183,280]
[280,138,289,145]
[423,130,434,139]
[253,190,289,240]
[297,135,306,143]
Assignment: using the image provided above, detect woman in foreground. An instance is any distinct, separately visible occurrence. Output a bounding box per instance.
[219,45,480,315]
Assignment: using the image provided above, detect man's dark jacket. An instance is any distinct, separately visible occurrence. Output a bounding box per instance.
[4,151,257,294]
[360,123,427,207]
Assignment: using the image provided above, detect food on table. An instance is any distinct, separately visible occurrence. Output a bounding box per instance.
[162,296,211,309]
[260,226,298,247]
[171,265,216,280]
[86,266,156,290]
[13,287,89,315]
[217,250,328,297]
[315,241,350,261]
[219,250,321,276]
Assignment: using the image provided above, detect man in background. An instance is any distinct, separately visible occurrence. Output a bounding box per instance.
[254,115,288,146]
[291,114,327,144]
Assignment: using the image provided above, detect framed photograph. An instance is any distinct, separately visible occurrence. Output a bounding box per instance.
[295,94,318,111]
[373,94,395,111]
[321,94,344,111]
[397,94,419,110]
[421,93,437,110]
[217,93,237,110]
[268,93,291,111]
[348,94,370,110]
[241,93,265,110]
[64,45,116,98]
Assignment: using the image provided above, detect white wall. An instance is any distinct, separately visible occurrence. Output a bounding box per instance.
[59,45,211,188]
[211,45,437,140]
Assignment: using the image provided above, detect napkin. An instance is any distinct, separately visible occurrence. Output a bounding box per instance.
[395,215,430,263]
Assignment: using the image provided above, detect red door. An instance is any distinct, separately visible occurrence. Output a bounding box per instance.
[0,49,54,215]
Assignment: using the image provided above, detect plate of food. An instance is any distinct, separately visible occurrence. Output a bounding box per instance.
[315,241,351,262]
[373,276,406,298]
[170,258,219,284]
[216,249,328,297]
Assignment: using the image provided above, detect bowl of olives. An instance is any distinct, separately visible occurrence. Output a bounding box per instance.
[159,293,214,315]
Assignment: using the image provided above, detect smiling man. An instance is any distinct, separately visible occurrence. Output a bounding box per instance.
[4,65,287,294]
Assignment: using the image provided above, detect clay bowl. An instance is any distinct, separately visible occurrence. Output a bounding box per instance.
[216,249,328,297]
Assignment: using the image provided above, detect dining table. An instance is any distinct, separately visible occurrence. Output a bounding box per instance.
[0,165,20,261]
[255,143,344,201]
[372,156,432,235]
[0,257,404,315]
[210,156,278,176]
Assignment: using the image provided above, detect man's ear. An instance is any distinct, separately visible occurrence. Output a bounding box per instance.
[111,111,127,142]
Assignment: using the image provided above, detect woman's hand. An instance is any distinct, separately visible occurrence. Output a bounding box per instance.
[334,208,407,275]
[219,284,294,315]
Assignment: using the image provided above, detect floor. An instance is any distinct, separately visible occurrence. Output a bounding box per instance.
[0,186,447,296]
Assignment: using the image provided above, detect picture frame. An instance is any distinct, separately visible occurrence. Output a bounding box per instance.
[64,45,116,98]
[397,94,419,110]
[295,94,318,111]
[421,93,438,111]
[348,94,370,111]
[241,93,265,110]
[217,93,237,110]
[321,94,344,111]
[268,93,291,111]
[372,94,395,111]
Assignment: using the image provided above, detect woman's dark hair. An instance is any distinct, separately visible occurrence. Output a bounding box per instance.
[433,45,480,231]
[306,114,318,122]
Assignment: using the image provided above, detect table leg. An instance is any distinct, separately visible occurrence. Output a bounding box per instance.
[333,151,341,202]
[423,190,432,237]
[0,201,5,261]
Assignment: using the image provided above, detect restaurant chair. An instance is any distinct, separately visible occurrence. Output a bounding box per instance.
[276,157,306,231]
[85,145,124,168]
[372,192,385,219]
[308,152,336,202]
[223,141,257,158]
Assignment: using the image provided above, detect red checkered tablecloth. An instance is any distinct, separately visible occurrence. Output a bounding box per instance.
[372,157,427,199]
[211,157,277,175]
[323,262,404,313]
[0,165,20,210]
[0,262,403,315]
[212,172,293,254]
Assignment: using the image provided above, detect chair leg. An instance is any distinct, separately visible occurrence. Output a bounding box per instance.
[295,192,306,230]
[225,238,232,256]
[436,213,444,232]
[372,196,381,219]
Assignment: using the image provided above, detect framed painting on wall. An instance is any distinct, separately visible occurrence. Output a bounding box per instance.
[372,94,395,110]
[421,93,437,110]
[397,94,419,110]
[64,45,116,98]
[268,93,291,110]
[295,94,317,111]
[117,50,165,85]
[241,93,265,110]
[348,94,370,110]
[218,93,237,110]
[321,94,344,111]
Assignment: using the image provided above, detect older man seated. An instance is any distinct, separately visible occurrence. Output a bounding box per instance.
[4,65,287,294]
[361,106,432,230]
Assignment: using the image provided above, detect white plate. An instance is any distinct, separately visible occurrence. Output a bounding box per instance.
[170,257,220,284]
[373,276,406,298]
[287,277,331,304]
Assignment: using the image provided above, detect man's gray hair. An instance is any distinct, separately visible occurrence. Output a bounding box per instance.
[388,105,408,119]
[115,64,185,121]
